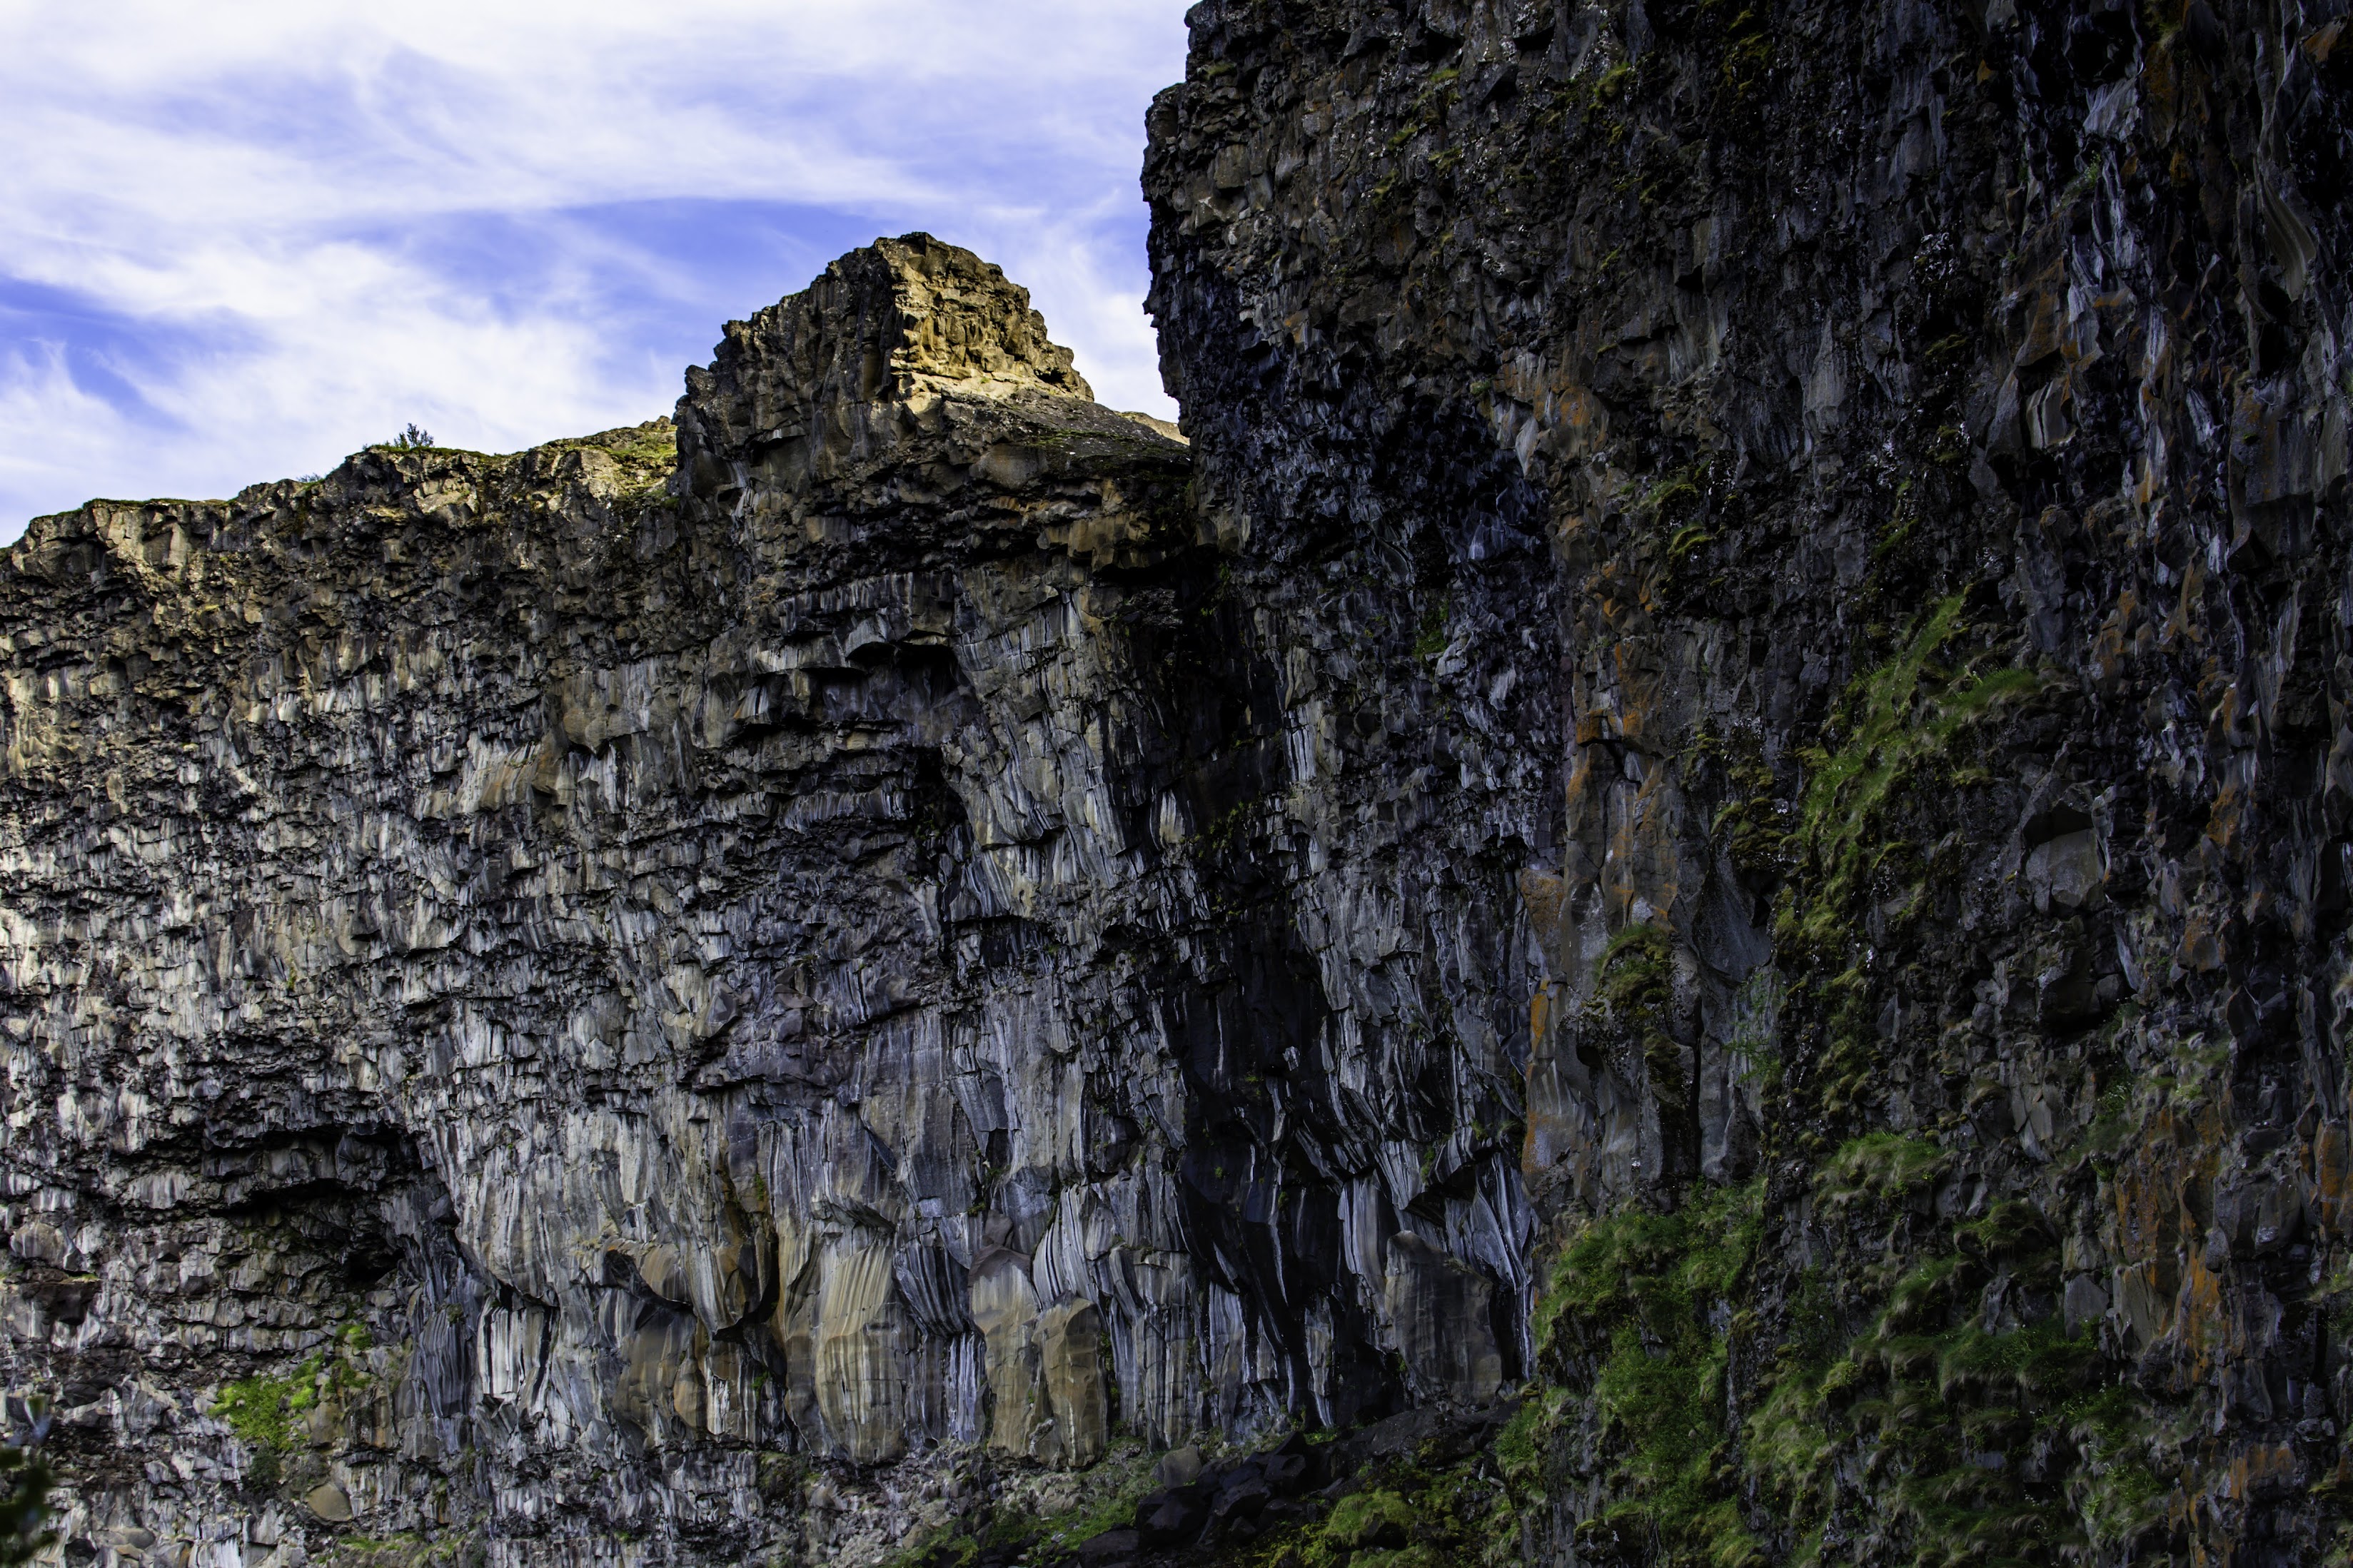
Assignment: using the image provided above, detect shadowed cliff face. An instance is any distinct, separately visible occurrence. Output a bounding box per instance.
[1146,0,2353,1563]
[7,2,2353,1566]
[0,231,1539,1567]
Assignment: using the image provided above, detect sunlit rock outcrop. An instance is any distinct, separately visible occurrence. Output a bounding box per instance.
[0,233,1536,1567]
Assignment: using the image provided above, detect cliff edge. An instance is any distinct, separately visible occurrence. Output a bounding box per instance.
[6,3,2353,1567]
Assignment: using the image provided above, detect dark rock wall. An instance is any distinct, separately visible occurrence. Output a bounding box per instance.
[1147,0,2351,1562]
[6,3,2353,1565]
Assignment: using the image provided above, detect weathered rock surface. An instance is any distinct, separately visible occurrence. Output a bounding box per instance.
[9,1,2353,1564]
[1144,0,2353,1562]
[0,228,1538,1567]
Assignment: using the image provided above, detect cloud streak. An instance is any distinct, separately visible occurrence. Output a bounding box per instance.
[0,0,1191,539]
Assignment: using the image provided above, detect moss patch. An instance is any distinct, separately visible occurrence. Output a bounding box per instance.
[1773,595,2040,1119]
[214,1325,379,1460]
[1783,593,2038,954]
[1528,1180,1767,1567]
[215,1361,320,1454]
[1262,1453,1512,1568]
[884,1442,1161,1568]
[1816,1131,1950,1212]
[318,1531,480,1568]
[1589,921,1686,1119]
[1748,1191,2160,1562]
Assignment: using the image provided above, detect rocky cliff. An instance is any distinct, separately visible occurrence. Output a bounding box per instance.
[0,226,1532,1568]
[1146,0,2353,1564]
[3,2,2351,1567]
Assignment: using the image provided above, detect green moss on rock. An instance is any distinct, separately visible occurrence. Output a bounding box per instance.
[1530,1180,1766,1567]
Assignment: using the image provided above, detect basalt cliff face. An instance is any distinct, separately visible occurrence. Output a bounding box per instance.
[1148,0,2353,1564]
[3,2,2352,1567]
[0,229,1530,1568]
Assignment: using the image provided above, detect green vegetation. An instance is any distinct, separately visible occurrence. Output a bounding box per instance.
[882,1524,986,1568]
[1266,1449,1512,1568]
[0,1430,51,1567]
[1783,595,2037,952]
[1492,1388,1564,1494]
[584,428,676,468]
[1594,921,1673,1012]
[214,1324,379,1461]
[1412,599,1451,659]
[1871,481,1926,572]
[1305,1490,1419,1567]
[1760,597,2040,1118]
[318,1531,480,1568]
[1723,966,1785,1086]
[1033,1455,1161,1555]
[1591,921,1684,1108]
[882,1442,1162,1568]
[1815,1131,1950,1212]
[2077,1081,2135,1160]
[1719,26,1774,99]
[1196,797,1261,856]
[1701,728,1795,879]
[1490,1131,2156,1564]
[1696,0,1776,110]
[216,1362,321,1453]
[1633,467,1702,525]
[1529,1180,1767,1567]
[1626,465,1717,578]
[1747,1171,2160,1564]
[1666,518,1716,564]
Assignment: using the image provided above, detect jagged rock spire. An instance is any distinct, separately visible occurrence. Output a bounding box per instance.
[677,233,1097,497]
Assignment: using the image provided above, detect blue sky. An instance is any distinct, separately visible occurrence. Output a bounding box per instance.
[0,1,1192,541]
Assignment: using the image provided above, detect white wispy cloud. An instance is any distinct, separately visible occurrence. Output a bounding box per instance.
[0,0,1191,539]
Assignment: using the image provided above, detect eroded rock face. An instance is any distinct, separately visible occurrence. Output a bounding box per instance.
[1146,0,2352,1562]
[0,231,1541,1566]
[11,1,2353,1563]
